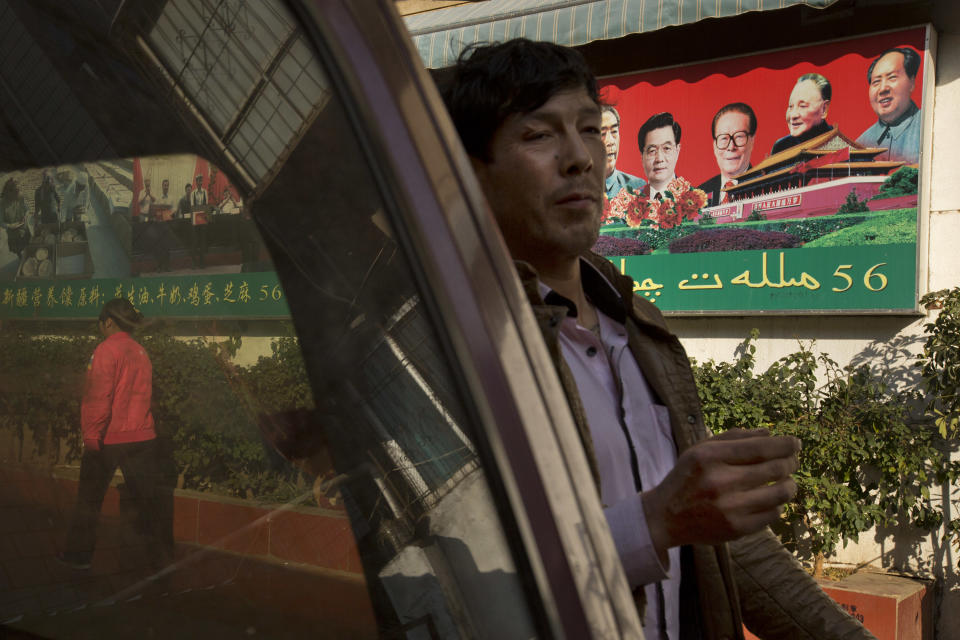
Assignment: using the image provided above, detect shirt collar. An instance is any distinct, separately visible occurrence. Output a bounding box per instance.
[879,100,919,129]
[536,258,627,324]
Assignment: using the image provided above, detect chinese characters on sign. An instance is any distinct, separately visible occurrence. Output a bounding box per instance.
[0,273,288,319]
[0,154,288,319]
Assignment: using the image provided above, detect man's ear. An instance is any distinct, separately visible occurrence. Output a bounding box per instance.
[822,100,831,119]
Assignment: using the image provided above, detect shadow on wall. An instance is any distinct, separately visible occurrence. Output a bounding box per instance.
[848,331,926,399]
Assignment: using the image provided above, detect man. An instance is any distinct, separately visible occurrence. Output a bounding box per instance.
[187,177,208,268]
[175,183,193,219]
[136,178,173,272]
[438,39,872,640]
[856,47,922,164]
[601,105,646,199]
[191,174,208,208]
[138,178,158,221]
[637,112,683,200]
[771,73,833,155]
[35,171,61,225]
[698,103,757,207]
[156,179,174,207]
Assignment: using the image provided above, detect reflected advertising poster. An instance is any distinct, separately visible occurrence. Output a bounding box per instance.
[595,27,930,313]
[0,154,288,319]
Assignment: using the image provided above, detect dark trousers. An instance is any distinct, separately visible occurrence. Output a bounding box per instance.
[187,223,208,267]
[64,439,173,565]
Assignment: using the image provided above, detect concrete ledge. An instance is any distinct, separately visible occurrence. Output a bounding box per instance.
[2,466,363,576]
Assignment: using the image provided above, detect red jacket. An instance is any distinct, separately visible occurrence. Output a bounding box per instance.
[81,331,156,449]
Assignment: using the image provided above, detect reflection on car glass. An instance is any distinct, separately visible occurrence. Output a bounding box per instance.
[0,0,540,637]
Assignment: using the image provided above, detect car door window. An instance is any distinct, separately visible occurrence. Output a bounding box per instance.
[0,1,544,637]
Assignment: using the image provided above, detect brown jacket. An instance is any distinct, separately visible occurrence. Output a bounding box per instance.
[516,253,874,640]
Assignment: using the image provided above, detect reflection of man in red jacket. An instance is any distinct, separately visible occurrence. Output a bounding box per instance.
[60,299,171,570]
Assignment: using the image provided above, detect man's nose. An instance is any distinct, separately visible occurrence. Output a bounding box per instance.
[562,133,594,174]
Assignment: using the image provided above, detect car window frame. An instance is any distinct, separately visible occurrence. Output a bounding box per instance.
[288,0,646,637]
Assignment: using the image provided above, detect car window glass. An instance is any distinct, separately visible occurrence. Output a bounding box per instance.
[0,1,540,638]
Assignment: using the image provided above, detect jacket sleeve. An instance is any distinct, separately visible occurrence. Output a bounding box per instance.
[81,344,116,446]
[730,529,877,640]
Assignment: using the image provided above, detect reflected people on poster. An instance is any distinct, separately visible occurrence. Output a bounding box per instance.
[0,154,273,290]
[601,105,646,199]
[1,178,29,257]
[35,171,61,225]
[138,178,156,218]
[770,73,833,155]
[191,174,208,208]
[67,173,90,223]
[154,178,173,211]
[856,47,922,164]
[638,112,684,199]
[698,103,757,207]
[175,183,192,219]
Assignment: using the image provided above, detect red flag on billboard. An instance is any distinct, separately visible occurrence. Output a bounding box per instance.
[805,147,851,170]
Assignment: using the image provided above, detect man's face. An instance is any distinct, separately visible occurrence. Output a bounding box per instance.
[185,185,192,195]
[600,110,620,178]
[161,179,169,196]
[785,79,828,137]
[641,125,680,189]
[471,88,605,265]
[869,52,916,123]
[712,111,755,178]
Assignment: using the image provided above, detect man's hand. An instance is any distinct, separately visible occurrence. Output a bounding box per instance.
[642,428,800,565]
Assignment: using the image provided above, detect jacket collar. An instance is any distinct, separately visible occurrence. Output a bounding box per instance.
[516,254,673,338]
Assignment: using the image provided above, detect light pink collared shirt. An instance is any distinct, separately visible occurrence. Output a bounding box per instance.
[539,267,681,639]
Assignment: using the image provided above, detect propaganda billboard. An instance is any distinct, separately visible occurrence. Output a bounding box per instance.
[0,154,288,319]
[595,27,930,314]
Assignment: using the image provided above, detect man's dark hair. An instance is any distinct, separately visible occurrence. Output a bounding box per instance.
[711,102,757,138]
[99,298,144,333]
[435,38,598,161]
[637,112,681,150]
[867,47,921,83]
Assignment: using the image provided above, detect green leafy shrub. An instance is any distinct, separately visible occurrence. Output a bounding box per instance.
[918,287,960,438]
[601,223,709,249]
[603,214,869,249]
[692,330,955,574]
[0,326,315,503]
[803,210,915,248]
[837,189,871,214]
[872,166,919,200]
